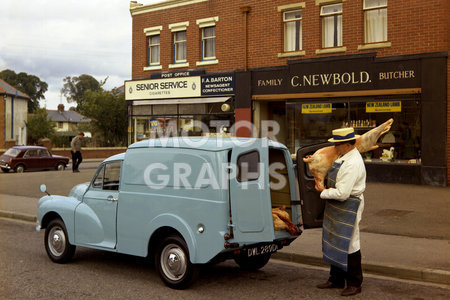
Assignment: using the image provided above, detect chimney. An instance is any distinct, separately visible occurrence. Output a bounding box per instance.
[57,104,65,112]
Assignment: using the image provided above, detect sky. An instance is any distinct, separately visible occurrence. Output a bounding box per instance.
[0,0,160,110]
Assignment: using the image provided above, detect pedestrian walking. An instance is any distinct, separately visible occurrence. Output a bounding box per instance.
[316,127,366,297]
[70,132,84,172]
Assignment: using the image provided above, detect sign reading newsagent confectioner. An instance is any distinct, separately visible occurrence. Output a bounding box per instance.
[125,74,235,100]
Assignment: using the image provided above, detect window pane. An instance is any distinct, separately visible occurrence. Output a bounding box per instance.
[322,15,342,47]
[364,0,387,9]
[365,8,387,43]
[284,20,302,51]
[103,162,121,190]
[175,31,186,41]
[150,35,160,44]
[321,3,342,15]
[203,26,215,37]
[237,151,260,182]
[150,45,160,63]
[284,10,301,20]
[93,165,105,188]
[204,38,215,58]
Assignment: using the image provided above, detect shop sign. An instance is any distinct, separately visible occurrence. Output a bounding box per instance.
[150,70,205,79]
[301,103,332,114]
[366,101,401,113]
[149,119,159,128]
[125,77,201,100]
[252,56,420,94]
[201,75,235,96]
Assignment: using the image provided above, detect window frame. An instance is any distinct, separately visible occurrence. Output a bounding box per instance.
[363,0,388,44]
[201,26,216,61]
[143,26,163,70]
[237,150,260,182]
[173,30,187,63]
[320,3,343,48]
[283,9,303,52]
[148,34,160,66]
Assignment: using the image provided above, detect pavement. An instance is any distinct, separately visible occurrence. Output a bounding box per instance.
[0,161,449,286]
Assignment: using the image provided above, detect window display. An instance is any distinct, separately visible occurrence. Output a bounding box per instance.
[286,97,421,164]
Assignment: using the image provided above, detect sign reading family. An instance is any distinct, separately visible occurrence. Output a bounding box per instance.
[366,101,401,113]
[301,103,332,114]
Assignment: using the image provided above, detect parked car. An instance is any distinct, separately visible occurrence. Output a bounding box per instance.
[37,137,307,289]
[0,146,70,173]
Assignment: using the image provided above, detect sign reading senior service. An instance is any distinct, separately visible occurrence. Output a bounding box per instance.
[125,77,201,100]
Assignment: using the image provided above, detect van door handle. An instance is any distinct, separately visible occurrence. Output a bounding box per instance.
[107,196,118,202]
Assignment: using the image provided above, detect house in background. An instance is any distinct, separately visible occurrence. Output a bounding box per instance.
[47,104,91,141]
[0,79,30,147]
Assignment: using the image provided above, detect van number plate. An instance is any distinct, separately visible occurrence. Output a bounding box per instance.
[247,244,278,257]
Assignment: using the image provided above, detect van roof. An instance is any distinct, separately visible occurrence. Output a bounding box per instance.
[128,137,287,152]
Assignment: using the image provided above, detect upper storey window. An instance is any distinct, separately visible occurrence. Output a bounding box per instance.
[148,35,160,65]
[284,9,303,52]
[320,3,343,48]
[364,0,387,43]
[201,26,216,60]
[174,31,187,63]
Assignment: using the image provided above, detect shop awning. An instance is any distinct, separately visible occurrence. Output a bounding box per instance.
[132,97,231,105]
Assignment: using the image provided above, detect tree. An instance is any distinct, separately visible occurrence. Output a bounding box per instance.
[0,69,48,112]
[26,108,55,144]
[61,74,105,112]
[82,89,127,146]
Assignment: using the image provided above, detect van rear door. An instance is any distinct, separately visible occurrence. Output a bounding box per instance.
[296,142,331,228]
[229,139,274,242]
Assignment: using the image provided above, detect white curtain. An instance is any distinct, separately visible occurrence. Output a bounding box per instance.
[284,21,302,51]
[323,15,342,48]
[365,8,387,43]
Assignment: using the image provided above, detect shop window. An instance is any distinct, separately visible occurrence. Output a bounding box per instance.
[363,0,387,43]
[286,98,421,164]
[201,26,216,60]
[148,34,160,66]
[320,3,343,48]
[284,9,302,52]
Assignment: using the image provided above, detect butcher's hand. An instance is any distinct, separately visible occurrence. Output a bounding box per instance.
[315,183,325,192]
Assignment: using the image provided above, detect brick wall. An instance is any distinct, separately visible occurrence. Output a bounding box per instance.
[131,0,449,77]
[131,0,449,184]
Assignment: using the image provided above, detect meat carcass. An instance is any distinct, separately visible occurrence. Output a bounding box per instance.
[272,206,299,235]
[303,118,394,191]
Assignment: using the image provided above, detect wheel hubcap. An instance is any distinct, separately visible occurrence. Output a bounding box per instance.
[161,244,187,281]
[48,226,66,256]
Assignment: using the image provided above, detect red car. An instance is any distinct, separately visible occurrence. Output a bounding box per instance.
[0,146,70,173]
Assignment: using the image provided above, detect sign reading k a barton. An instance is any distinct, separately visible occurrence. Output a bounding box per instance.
[125,77,201,100]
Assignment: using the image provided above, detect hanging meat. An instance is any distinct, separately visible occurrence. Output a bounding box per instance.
[303,118,394,191]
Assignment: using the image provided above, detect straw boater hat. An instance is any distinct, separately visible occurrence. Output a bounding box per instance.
[328,127,360,143]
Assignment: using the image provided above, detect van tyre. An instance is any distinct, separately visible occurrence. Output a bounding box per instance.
[155,235,199,289]
[234,253,271,270]
[44,218,76,263]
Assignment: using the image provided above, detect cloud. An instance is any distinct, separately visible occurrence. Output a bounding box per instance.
[0,0,143,109]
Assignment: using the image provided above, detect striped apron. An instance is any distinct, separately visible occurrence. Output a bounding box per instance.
[322,160,361,272]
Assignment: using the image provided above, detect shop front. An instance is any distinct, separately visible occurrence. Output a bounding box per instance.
[125,72,235,144]
[250,53,447,186]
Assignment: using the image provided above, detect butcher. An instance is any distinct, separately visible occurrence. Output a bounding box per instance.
[315,127,365,297]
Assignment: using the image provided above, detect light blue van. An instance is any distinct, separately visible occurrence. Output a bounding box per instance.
[37,137,303,289]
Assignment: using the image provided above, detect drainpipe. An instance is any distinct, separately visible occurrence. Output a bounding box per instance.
[11,90,16,139]
[240,6,251,71]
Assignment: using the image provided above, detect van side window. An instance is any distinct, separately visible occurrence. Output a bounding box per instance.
[103,162,121,191]
[92,165,105,189]
[237,151,260,182]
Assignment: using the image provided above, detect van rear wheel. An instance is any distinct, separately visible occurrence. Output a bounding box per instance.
[155,235,199,289]
[234,253,271,270]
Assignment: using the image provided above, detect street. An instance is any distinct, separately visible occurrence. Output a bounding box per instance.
[1,218,449,299]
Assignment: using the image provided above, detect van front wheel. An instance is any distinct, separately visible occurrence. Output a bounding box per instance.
[155,235,199,289]
[234,253,271,270]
